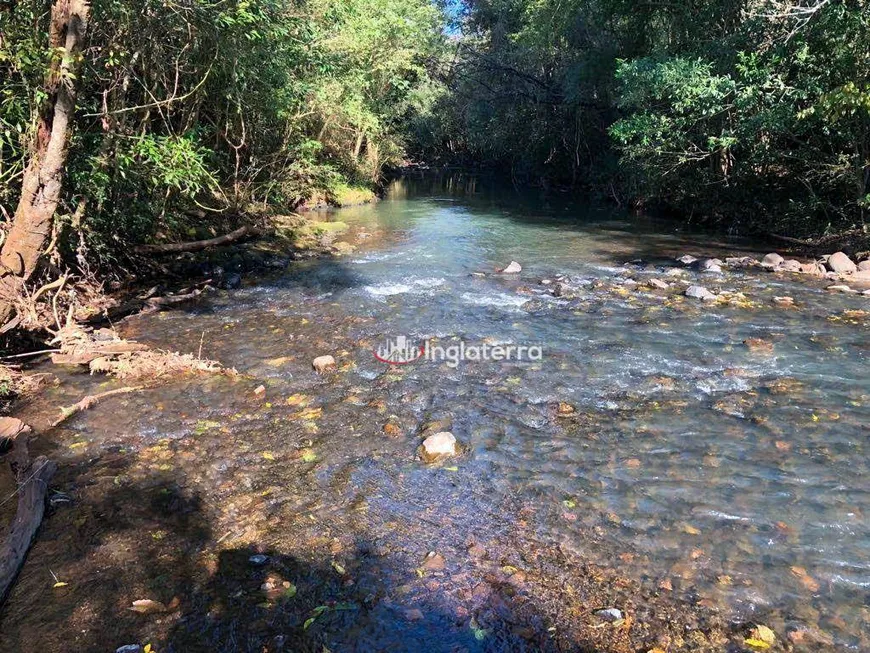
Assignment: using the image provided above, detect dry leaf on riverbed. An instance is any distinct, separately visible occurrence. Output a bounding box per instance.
[129,599,167,614]
[291,406,322,420]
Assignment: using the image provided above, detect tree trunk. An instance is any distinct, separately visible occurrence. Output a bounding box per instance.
[0,0,91,328]
[353,130,365,160]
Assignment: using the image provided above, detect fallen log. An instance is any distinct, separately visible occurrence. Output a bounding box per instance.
[0,418,57,606]
[143,286,210,311]
[136,225,258,255]
[51,386,143,427]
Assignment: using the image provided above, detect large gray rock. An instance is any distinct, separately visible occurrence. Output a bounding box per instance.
[647,278,669,290]
[685,285,716,302]
[858,260,870,272]
[761,253,784,268]
[699,258,724,273]
[827,251,857,274]
[420,431,457,463]
[781,259,802,272]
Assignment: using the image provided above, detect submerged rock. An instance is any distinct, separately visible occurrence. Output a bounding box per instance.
[249,554,269,566]
[420,431,457,462]
[501,261,522,274]
[647,278,669,290]
[223,273,242,289]
[725,256,756,268]
[677,255,697,266]
[552,282,574,298]
[761,253,784,268]
[685,285,716,302]
[826,284,856,293]
[744,338,774,352]
[556,402,576,415]
[312,355,336,373]
[828,251,857,274]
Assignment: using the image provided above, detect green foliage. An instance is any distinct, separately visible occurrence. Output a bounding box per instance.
[421,0,870,237]
[0,0,446,268]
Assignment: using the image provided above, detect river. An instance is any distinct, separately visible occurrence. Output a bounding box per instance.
[3,175,868,652]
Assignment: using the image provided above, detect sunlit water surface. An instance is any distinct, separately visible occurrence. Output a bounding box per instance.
[17,176,870,649]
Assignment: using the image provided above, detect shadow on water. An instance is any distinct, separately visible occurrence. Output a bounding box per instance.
[0,449,560,653]
[391,173,771,266]
[166,542,556,653]
[276,257,367,294]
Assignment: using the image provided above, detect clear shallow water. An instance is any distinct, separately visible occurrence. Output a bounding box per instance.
[10,176,870,650]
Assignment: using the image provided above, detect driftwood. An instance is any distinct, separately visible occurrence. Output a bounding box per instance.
[136,225,258,255]
[143,286,212,311]
[767,227,867,250]
[51,386,143,427]
[0,417,57,605]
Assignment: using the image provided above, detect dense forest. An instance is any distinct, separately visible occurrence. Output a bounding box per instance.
[0,0,868,332]
[419,0,870,240]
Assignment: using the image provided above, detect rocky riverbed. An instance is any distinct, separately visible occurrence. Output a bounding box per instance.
[2,178,868,652]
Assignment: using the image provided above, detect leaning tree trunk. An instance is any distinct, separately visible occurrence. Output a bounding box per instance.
[0,0,91,329]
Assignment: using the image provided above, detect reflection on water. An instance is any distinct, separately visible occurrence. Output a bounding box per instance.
[9,175,870,650]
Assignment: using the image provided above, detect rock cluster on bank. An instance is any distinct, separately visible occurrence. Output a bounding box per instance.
[673,249,870,297]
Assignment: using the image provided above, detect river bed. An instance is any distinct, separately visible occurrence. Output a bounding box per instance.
[2,175,868,652]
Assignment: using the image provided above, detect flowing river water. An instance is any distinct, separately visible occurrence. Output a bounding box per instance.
[2,175,869,652]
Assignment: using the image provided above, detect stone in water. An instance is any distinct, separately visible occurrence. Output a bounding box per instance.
[420,431,457,462]
[312,355,336,373]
